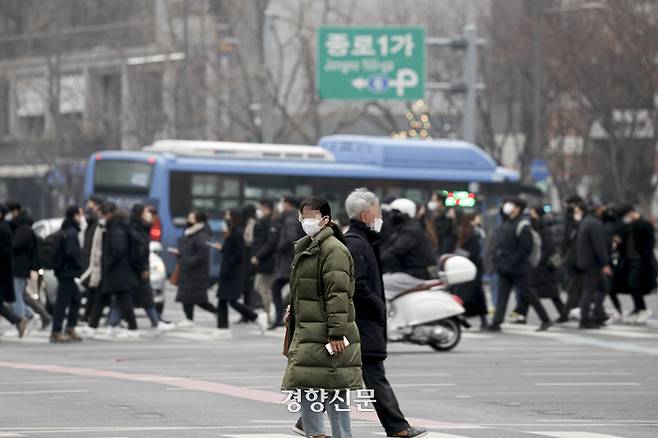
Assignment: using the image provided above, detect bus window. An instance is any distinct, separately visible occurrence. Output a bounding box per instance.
[170,171,241,221]
[94,160,153,194]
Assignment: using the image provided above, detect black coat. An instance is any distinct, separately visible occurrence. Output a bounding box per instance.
[129,218,155,308]
[55,218,84,280]
[175,224,211,304]
[274,210,304,280]
[218,226,247,300]
[625,219,657,295]
[433,212,457,256]
[575,214,609,271]
[252,215,277,274]
[10,211,37,278]
[453,231,487,317]
[493,216,533,276]
[345,220,387,359]
[0,220,15,302]
[381,214,435,280]
[101,214,137,294]
[528,219,560,298]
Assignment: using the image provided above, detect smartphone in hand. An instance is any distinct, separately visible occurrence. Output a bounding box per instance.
[325,336,350,355]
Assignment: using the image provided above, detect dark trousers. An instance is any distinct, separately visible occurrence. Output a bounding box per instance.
[580,268,607,324]
[52,277,81,333]
[271,277,288,324]
[559,272,583,321]
[362,357,410,435]
[217,298,257,328]
[182,302,217,320]
[88,291,137,330]
[83,287,98,322]
[516,293,564,316]
[23,290,50,321]
[0,303,21,325]
[492,273,549,326]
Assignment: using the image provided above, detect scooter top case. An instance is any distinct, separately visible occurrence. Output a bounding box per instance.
[438,254,477,286]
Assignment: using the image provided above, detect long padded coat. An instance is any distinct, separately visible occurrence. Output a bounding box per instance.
[281,226,363,391]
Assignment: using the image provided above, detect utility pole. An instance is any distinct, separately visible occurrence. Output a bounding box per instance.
[462,24,478,144]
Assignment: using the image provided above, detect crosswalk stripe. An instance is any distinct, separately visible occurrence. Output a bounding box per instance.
[222,434,299,438]
[529,432,628,438]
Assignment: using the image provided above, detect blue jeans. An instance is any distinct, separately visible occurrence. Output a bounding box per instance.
[12,277,33,319]
[109,305,159,328]
[300,389,352,438]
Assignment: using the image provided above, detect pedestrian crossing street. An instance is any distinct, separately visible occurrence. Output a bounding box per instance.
[216,431,643,438]
[2,320,657,344]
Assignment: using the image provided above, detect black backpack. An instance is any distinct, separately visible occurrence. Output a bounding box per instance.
[39,230,65,270]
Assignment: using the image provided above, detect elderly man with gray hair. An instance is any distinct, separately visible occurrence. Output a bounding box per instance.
[344,189,427,438]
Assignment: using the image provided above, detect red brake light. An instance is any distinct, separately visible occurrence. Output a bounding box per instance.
[150,217,162,241]
[95,153,103,161]
[147,156,156,164]
[451,295,464,306]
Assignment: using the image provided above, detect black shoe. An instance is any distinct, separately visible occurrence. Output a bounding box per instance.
[41,316,52,331]
[388,427,428,437]
[536,321,553,332]
[292,417,304,436]
[235,317,250,325]
[486,325,502,333]
[579,322,601,329]
[555,316,569,324]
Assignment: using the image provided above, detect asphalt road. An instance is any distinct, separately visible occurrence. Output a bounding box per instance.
[1,288,657,438]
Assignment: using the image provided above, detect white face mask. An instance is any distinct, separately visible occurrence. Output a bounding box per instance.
[574,211,583,222]
[5,213,12,221]
[502,202,515,216]
[427,201,438,212]
[301,218,324,237]
[622,216,632,224]
[370,217,384,233]
[255,208,264,220]
[277,202,285,214]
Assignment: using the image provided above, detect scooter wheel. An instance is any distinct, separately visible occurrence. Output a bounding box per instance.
[429,318,461,352]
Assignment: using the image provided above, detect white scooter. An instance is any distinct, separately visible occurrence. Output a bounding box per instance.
[384,255,477,352]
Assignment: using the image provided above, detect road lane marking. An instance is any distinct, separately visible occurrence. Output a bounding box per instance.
[522,372,633,376]
[0,360,476,430]
[0,389,89,395]
[529,432,630,438]
[534,382,640,387]
[0,379,99,385]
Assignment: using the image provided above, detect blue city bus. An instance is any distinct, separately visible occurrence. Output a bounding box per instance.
[83,135,518,274]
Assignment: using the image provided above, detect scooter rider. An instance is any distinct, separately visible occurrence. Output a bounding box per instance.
[381,198,436,282]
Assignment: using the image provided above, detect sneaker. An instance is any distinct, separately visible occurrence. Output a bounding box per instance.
[115,329,140,339]
[156,321,176,332]
[49,332,71,343]
[210,329,232,339]
[5,326,20,338]
[608,310,623,324]
[569,307,581,321]
[536,321,553,332]
[65,328,83,342]
[256,312,268,335]
[511,315,527,324]
[634,309,653,325]
[77,326,96,337]
[177,319,195,329]
[106,326,121,337]
[292,417,304,436]
[388,427,428,437]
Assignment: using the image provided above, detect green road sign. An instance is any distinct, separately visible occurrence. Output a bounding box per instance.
[317,26,425,100]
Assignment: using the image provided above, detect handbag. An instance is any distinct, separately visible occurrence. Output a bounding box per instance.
[169,263,181,286]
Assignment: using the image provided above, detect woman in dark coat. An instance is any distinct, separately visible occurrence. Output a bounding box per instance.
[175,210,216,326]
[211,208,266,336]
[453,213,488,329]
[513,207,564,322]
[88,204,139,333]
[0,203,26,335]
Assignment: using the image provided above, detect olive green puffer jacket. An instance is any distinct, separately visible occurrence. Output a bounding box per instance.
[281,226,363,390]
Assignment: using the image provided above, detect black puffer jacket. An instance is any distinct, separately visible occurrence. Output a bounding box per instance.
[528,218,560,298]
[129,217,154,308]
[381,213,435,280]
[217,226,246,301]
[252,215,277,274]
[101,213,137,294]
[493,215,533,276]
[55,218,83,279]
[575,214,609,271]
[345,220,387,359]
[10,211,37,277]
[175,223,211,304]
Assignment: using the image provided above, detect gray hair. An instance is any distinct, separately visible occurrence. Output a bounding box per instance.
[345,188,379,219]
